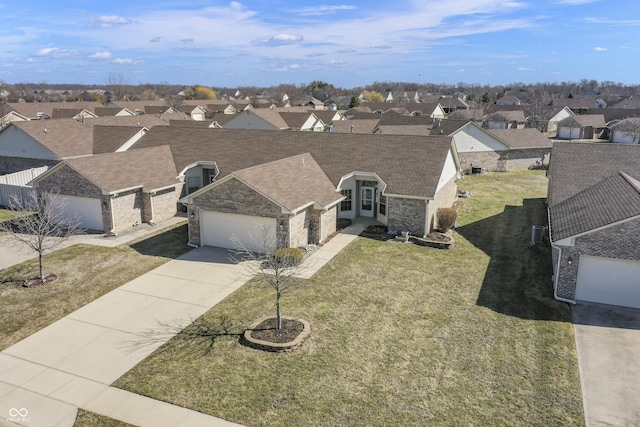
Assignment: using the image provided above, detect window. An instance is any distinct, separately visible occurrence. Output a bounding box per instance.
[340,189,352,211]
[379,195,387,216]
[186,176,200,194]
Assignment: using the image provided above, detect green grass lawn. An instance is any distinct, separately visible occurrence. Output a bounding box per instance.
[114,170,583,426]
[0,222,192,351]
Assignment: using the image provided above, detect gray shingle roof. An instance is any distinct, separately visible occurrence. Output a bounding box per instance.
[232,153,342,212]
[63,145,178,193]
[487,128,552,149]
[548,142,640,207]
[133,128,455,198]
[92,125,144,154]
[331,120,380,134]
[549,171,640,241]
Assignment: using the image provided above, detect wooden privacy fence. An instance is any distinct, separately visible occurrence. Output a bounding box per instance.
[0,167,48,207]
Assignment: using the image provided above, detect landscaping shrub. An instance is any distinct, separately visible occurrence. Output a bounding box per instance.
[436,206,458,231]
[272,247,304,267]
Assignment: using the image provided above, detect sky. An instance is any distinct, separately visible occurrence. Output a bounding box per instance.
[1,0,639,88]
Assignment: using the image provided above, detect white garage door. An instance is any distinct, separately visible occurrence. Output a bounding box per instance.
[201,211,277,253]
[576,255,640,309]
[53,195,104,231]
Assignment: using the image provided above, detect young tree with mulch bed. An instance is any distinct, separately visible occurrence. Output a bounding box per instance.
[0,192,81,286]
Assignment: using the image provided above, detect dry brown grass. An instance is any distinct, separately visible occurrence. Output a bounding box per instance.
[0,222,191,350]
[115,171,584,426]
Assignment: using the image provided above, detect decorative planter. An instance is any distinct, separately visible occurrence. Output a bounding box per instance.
[242,315,311,353]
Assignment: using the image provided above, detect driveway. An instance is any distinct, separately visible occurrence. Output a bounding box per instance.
[572,302,640,426]
[0,246,249,427]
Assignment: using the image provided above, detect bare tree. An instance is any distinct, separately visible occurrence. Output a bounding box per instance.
[107,72,129,102]
[231,226,308,330]
[0,192,82,283]
[615,118,640,144]
[526,88,555,132]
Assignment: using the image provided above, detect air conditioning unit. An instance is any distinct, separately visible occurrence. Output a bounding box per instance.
[530,225,547,245]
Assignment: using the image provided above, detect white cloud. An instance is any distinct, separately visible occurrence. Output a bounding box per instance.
[294,5,356,16]
[270,33,304,43]
[181,38,194,43]
[150,36,162,43]
[593,46,607,51]
[307,52,326,57]
[337,48,356,53]
[518,67,535,71]
[35,47,78,58]
[112,58,144,65]
[89,51,112,60]
[91,15,133,28]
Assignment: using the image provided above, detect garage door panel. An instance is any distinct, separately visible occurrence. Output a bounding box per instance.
[201,211,276,253]
[576,255,640,309]
[51,195,104,231]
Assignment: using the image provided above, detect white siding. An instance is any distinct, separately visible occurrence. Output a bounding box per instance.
[452,125,509,153]
[0,126,59,160]
[436,149,458,194]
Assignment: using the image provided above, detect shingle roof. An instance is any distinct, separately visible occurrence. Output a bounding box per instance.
[232,153,342,212]
[133,128,455,198]
[429,119,470,136]
[548,142,640,207]
[378,114,434,126]
[51,108,86,119]
[549,171,640,241]
[7,102,102,119]
[331,119,380,134]
[92,125,144,154]
[486,110,526,122]
[225,109,288,129]
[279,112,316,129]
[376,125,432,136]
[62,145,178,193]
[486,128,552,149]
[557,114,606,128]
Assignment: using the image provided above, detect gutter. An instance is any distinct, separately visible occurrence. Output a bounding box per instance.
[547,206,576,304]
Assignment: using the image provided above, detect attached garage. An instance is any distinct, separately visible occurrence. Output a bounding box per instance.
[576,255,640,309]
[53,194,104,231]
[201,211,276,253]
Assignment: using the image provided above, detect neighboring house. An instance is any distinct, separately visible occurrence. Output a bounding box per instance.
[279,112,324,131]
[50,108,98,120]
[180,154,343,252]
[447,109,484,123]
[407,103,446,119]
[132,128,461,249]
[552,98,597,114]
[5,102,103,120]
[547,107,575,134]
[0,116,169,174]
[94,107,136,117]
[330,119,380,134]
[307,97,325,110]
[32,146,182,234]
[445,122,551,171]
[556,114,606,140]
[495,95,522,106]
[485,111,526,129]
[0,110,30,127]
[547,142,640,309]
[222,109,288,130]
[609,118,640,144]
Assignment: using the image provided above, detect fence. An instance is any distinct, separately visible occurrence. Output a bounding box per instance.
[0,167,48,207]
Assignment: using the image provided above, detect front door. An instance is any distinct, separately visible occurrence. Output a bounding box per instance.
[361,187,375,217]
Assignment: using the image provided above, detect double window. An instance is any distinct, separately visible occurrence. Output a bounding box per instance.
[340,189,352,211]
[379,195,387,215]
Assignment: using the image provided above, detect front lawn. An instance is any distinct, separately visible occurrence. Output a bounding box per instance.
[114,171,583,426]
[0,222,191,351]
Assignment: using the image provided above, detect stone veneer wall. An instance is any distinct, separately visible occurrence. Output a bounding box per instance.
[110,190,143,232]
[289,209,310,248]
[387,197,427,236]
[149,185,182,223]
[555,218,640,301]
[0,156,58,175]
[459,148,550,172]
[428,177,458,231]
[319,206,337,242]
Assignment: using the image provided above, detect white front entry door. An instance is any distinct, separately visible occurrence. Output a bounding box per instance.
[360,187,375,217]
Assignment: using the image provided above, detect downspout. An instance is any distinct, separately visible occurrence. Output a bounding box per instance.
[548,206,575,304]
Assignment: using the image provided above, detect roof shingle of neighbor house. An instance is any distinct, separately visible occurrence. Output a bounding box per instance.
[487,128,552,149]
[549,171,640,241]
[92,125,145,154]
[232,153,342,212]
[63,145,178,193]
[132,127,455,198]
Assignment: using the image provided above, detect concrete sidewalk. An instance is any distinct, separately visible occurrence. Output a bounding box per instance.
[0,216,187,271]
[0,224,365,426]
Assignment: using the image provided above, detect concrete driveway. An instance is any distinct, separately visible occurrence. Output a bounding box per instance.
[0,246,249,427]
[572,302,640,426]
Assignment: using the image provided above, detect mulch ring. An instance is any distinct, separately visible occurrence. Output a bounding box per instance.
[249,317,305,344]
[23,273,60,288]
[360,225,392,241]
